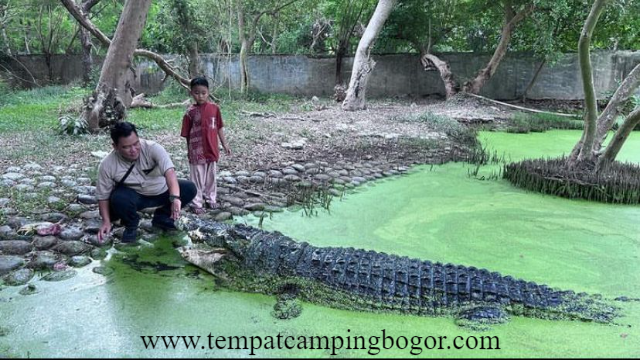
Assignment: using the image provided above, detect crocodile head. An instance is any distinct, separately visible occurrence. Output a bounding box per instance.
[176,215,251,278]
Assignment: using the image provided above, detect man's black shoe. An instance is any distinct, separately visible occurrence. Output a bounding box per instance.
[152,217,177,231]
[121,227,138,243]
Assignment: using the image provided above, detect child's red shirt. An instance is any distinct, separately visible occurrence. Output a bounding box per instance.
[180,102,224,164]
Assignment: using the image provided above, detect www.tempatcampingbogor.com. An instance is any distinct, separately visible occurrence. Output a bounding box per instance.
[140,329,500,355]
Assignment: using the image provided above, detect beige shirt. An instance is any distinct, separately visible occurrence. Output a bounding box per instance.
[96,139,175,200]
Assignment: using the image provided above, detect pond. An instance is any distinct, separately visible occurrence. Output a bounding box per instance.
[1,130,639,357]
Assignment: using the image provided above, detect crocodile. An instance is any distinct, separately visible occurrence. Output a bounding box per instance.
[177,216,619,329]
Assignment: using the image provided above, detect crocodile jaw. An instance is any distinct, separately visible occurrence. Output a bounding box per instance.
[180,248,226,275]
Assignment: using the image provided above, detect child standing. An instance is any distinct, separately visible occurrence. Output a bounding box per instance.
[181,77,231,214]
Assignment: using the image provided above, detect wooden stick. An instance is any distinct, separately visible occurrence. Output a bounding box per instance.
[465,93,580,118]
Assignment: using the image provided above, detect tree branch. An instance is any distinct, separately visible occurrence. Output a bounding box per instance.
[59,0,191,89]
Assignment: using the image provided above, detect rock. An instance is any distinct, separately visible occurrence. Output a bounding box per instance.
[236,176,249,184]
[53,241,92,256]
[281,140,306,149]
[47,196,62,204]
[33,236,58,250]
[91,151,109,159]
[220,196,244,207]
[0,179,15,187]
[244,203,265,211]
[14,184,34,192]
[60,227,84,241]
[38,175,56,182]
[305,168,321,175]
[253,171,267,178]
[2,172,24,181]
[268,170,283,178]
[24,163,42,171]
[69,256,91,268]
[223,177,237,184]
[92,266,114,276]
[249,175,264,183]
[214,212,233,221]
[235,170,250,177]
[79,210,99,219]
[3,268,34,286]
[328,188,342,197]
[0,225,12,237]
[83,219,101,234]
[0,240,33,255]
[139,219,154,232]
[0,198,9,207]
[77,194,97,205]
[6,166,21,172]
[283,174,301,182]
[85,234,112,248]
[352,176,367,183]
[0,255,24,275]
[60,179,77,187]
[37,182,56,189]
[28,251,61,270]
[263,205,283,213]
[19,284,39,296]
[67,204,85,213]
[76,177,92,185]
[90,248,107,260]
[314,174,331,181]
[282,168,298,175]
[42,269,77,282]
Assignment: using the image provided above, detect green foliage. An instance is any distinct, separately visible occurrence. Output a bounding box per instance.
[505,157,640,204]
[56,115,88,135]
[506,112,583,133]
[395,111,476,144]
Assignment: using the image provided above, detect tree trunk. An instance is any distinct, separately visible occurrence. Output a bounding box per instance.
[80,28,93,85]
[60,0,192,91]
[598,108,640,165]
[522,58,546,103]
[462,3,533,94]
[84,0,152,131]
[187,43,201,78]
[342,0,397,111]
[592,63,640,152]
[421,53,457,99]
[572,0,608,163]
[78,0,100,86]
[239,38,250,94]
[271,13,279,54]
[335,44,348,85]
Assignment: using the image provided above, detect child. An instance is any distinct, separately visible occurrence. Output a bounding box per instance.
[181,77,231,214]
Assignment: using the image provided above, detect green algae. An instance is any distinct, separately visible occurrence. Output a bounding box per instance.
[1,130,639,357]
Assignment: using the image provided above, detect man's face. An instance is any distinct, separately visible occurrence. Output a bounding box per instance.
[113,133,141,161]
[190,85,209,105]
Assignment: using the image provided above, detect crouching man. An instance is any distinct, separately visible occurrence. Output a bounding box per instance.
[96,122,197,243]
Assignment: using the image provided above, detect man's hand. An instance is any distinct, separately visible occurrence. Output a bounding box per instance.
[223,145,232,156]
[171,199,182,220]
[97,221,112,243]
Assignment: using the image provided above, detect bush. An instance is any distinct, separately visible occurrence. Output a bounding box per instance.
[506,112,583,133]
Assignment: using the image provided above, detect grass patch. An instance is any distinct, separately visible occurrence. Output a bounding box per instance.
[394,111,477,145]
[506,112,583,133]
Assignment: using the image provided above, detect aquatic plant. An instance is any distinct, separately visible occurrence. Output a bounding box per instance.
[504,157,640,204]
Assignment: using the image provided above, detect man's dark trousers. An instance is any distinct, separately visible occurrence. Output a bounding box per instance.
[109,179,197,229]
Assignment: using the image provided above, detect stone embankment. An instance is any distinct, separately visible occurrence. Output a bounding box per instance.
[0,136,467,291]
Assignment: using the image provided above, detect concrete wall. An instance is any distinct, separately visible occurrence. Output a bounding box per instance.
[2,51,639,100]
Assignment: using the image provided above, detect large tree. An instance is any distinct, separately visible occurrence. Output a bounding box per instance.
[236,0,299,95]
[82,0,152,131]
[569,0,640,167]
[342,0,396,111]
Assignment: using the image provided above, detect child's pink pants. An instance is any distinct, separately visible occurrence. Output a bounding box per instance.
[189,162,217,209]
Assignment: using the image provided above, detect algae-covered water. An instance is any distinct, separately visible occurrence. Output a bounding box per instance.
[1,130,639,357]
